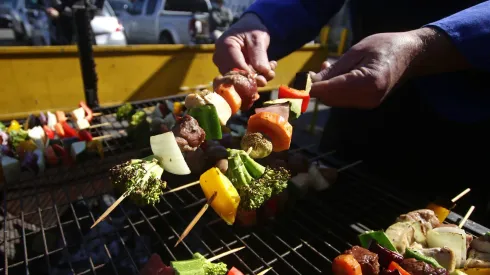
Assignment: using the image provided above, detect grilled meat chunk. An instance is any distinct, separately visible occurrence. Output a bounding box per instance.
[400,258,448,275]
[397,209,440,231]
[172,115,205,152]
[466,249,490,268]
[471,234,490,253]
[380,270,402,275]
[213,70,258,110]
[344,246,380,275]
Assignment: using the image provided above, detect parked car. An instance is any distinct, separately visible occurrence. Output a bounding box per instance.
[0,0,46,43]
[118,0,211,45]
[108,0,130,17]
[91,0,127,45]
[0,0,14,28]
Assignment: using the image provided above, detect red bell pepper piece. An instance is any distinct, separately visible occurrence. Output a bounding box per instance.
[228,267,244,275]
[236,209,257,227]
[388,261,411,275]
[263,196,279,219]
[78,130,93,142]
[44,146,59,166]
[52,144,73,166]
[61,121,78,138]
[43,125,55,140]
[55,123,65,138]
[278,85,310,113]
[79,101,93,122]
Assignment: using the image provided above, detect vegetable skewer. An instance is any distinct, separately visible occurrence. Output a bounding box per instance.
[175,191,217,247]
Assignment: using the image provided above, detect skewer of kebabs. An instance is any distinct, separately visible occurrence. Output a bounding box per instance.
[91,69,313,229]
[334,207,488,275]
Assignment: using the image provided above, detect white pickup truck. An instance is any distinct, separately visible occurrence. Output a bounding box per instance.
[119,0,212,44]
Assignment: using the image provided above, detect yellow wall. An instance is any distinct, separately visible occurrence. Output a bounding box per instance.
[0,44,329,120]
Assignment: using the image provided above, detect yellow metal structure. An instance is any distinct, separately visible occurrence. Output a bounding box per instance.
[0,44,329,120]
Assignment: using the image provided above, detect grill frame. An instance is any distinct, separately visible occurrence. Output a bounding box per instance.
[1,96,488,275]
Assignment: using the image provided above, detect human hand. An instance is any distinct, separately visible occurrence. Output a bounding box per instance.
[46,7,59,18]
[213,13,277,87]
[309,28,442,109]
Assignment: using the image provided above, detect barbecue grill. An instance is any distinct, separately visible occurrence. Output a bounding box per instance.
[2,95,489,275]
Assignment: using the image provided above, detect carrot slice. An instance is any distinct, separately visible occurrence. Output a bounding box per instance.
[56,111,67,122]
[332,254,362,275]
[216,83,242,115]
[247,112,292,152]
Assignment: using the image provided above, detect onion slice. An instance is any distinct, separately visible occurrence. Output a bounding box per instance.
[427,226,467,268]
[150,132,191,175]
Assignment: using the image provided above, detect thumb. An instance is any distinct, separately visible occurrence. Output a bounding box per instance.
[310,70,383,109]
[246,34,274,80]
[311,52,363,83]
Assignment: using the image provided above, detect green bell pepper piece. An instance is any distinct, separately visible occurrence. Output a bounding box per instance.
[358,230,398,252]
[171,258,205,275]
[188,105,222,140]
[405,248,444,268]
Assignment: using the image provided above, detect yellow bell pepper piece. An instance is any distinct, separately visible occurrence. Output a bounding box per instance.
[7,120,21,133]
[199,167,240,225]
[87,140,104,159]
[18,140,37,153]
[173,102,184,115]
[457,268,490,275]
[427,202,451,223]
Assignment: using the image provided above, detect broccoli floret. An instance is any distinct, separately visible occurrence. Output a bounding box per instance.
[109,157,166,206]
[193,253,228,275]
[116,103,135,121]
[258,166,290,196]
[9,129,29,150]
[238,180,272,210]
[226,149,291,211]
[240,132,272,159]
[0,122,6,131]
[127,111,150,148]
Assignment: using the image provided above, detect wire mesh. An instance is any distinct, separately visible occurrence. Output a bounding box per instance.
[1,96,488,275]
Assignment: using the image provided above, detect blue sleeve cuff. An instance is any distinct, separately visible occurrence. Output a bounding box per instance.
[426,1,490,72]
[246,0,345,60]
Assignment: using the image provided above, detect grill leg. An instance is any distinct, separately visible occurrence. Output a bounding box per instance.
[74,1,99,109]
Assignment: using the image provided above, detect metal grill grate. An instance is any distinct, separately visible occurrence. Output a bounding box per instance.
[2,96,489,275]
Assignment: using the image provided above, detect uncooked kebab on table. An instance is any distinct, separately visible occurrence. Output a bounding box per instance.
[0,101,111,183]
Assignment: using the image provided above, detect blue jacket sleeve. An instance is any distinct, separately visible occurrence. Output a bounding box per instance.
[426,1,490,72]
[245,0,346,61]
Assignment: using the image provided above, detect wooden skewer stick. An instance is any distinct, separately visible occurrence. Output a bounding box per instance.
[88,122,111,129]
[207,246,245,262]
[91,191,129,229]
[175,191,217,247]
[92,134,114,141]
[257,267,273,275]
[451,188,471,203]
[458,205,475,228]
[164,180,200,194]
